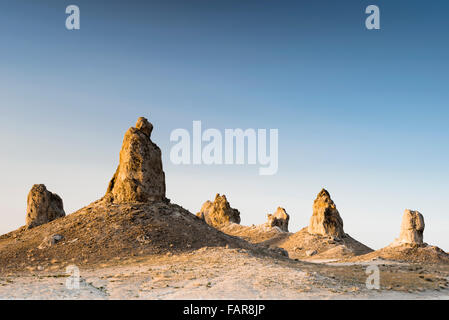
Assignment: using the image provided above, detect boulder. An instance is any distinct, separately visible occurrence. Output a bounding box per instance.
[308,189,345,239]
[197,194,241,228]
[398,209,425,245]
[104,117,166,203]
[266,207,290,232]
[26,184,65,229]
[306,249,317,257]
[38,234,64,250]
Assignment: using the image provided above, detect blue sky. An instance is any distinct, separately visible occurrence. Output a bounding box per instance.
[1,0,448,250]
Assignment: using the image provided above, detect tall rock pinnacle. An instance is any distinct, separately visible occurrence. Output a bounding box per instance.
[308,189,345,239]
[398,209,425,245]
[104,117,166,203]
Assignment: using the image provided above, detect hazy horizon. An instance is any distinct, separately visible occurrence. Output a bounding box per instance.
[1,0,449,251]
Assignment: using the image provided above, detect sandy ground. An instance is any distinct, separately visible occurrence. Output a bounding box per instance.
[0,247,448,300]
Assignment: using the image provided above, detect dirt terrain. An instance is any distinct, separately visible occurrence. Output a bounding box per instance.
[1,201,449,299]
[0,247,448,299]
[220,223,290,245]
[0,199,285,274]
[346,243,449,264]
[220,224,372,261]
[270,228,373,261]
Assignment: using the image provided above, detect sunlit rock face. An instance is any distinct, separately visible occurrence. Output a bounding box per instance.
[26,184,65,229]
[398,209,425,245]
[197,194,241,228]
[308,189,345,239]
[104,117,166,203]
[266,207,290,232]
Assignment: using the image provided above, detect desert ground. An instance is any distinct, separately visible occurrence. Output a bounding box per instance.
[0,247,448,300]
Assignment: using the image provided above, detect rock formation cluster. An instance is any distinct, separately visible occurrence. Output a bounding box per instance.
[266,207,290,232]
[104,117,166,203]
[197,194,241,228]
[14,116,448,267]
[308,189,345,239]
[26,184,65,229]
[24,117,166,230]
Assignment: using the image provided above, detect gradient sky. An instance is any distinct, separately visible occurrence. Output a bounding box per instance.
[1,0,448,250]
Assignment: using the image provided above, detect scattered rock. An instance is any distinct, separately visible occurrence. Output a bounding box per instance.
[196,194,241,228]
[306,250,317,257]
[26,184,65,229]
[308,189,344,239]
[266,207,290,232]
[104,117,166,203]
[38,234,64,250]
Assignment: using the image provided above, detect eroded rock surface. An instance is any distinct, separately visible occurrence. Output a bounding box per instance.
[105,117,166,203]
[26,184,65,229]
[398,209,425,245]
[308,189,345,239]
[197,194,241,228]
[266,207,290,232]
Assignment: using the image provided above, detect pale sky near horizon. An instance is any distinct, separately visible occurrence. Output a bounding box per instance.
[1,0,449,250]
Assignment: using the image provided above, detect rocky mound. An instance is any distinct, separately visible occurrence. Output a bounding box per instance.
[260,189,372,260]
[263,227,372,261]
[347,243,449,264]
[0,117,284,273]
[218,190,371,261]
[220,223,291,245]
[196,194,241,228]
[347,209,449,264]
[0,200,263,273]
[26,184,65,229]
[211,206,291,246]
